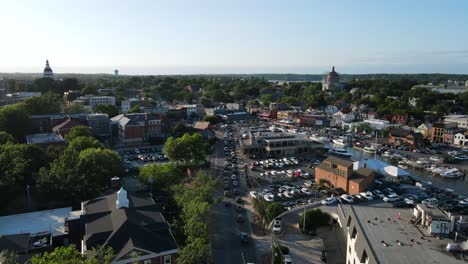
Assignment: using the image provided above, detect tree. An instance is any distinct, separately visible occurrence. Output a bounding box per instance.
[202,115,222,125]
[127,104,142,113]
[171,123,195,137]
[38,147,122,202]
[63,103,88,113]
[139,163,183,191]
[77,148,124,198]
[172,171,220,264]
[260,94,274,106]
[81,83,97,95]
[46,144,66,161]
[0,131,14,145]
[67,136,104,152]
[178,237,209,264]
[299,209,331,235]
[0,144,47,202]
[0,250,18,264]
[0,104,31,141]
[164,134,208,165]
[265,202,285,221]
[30,245,114,264]
[65,126,92,142]
[93,104,119,117]
[22,92,62,114]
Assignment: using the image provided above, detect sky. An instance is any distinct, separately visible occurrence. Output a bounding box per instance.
[0,0,468,75]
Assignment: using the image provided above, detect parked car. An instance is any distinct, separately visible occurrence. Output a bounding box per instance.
[373,190,385,199]
[304,181,313,188]
[321,197,337,205]
[249,191,259,199]
[273,219,282,234]
[283,255,293,264]
[360,192,374,200]
[340,194,354,204]
[301,188,313,196]
[383,194,400,203]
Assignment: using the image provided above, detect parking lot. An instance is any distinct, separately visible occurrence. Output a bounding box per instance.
[116,146,170,169]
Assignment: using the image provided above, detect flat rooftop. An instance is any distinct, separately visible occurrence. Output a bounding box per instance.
[345,202,465,264]
[0,207,80,237]
[26,133,64,145]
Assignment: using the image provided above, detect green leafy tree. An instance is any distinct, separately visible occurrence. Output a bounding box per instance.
[139,163,183,191]
[260,94,274,106]
[0,144,47,196]
[202,115,222,125]
[178,237,209,264]
[22,92,62,114]
[127,104,142,113]
[93,104,119,117]
[81,83,97,95]
[0,131,14,145]
[171,123,195,138]
[77,148,124,197]
[299,209,331,235]
[0,104,31,140]
[65,126,92,142]
[63,103,88,113]
[67,136,104,153]
[30,245,114,264]
[0,250,18,264]
[172,171,220,264]
[46,145,66,161]
[265,202,285,221]
[38,146,123,202]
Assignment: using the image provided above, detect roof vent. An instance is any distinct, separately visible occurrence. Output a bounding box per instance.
[116,187,129,209]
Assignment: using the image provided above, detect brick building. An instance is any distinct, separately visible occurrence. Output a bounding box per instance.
[388,128,423,146]
[314,156,375,195]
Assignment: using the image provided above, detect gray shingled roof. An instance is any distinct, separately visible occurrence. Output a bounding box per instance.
[82,192,178,260]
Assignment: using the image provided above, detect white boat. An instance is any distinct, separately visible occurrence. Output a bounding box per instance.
[431,167,444,175]
[397,161,408,170]
[363,145,376,154]
[440,168,463,178]
[329,147,353,157]
[332,138,347,146]
[310,134,330,144]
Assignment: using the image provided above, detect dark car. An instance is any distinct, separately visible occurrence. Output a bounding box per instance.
[239,232,249,244]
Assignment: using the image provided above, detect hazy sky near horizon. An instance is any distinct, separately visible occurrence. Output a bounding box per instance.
[1,0,468,75]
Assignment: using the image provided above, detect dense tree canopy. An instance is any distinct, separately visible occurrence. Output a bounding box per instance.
[139,163,183,191]
[92,104,119,117]
[163,133,208,165]
[22,92,62,114]
[0,104,30,141]
[64,126,93,142]
[37,135,122,202]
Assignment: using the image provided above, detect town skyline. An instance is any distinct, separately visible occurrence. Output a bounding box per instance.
[1,0,468,74]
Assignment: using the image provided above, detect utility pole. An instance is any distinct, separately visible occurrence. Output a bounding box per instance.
[303,206,306,233]
[149,176,153,196]
[26,185,30,209]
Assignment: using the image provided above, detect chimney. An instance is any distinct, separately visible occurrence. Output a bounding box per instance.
[116,187,129,209]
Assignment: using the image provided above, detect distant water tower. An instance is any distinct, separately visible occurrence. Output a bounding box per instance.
[114,69,119,76]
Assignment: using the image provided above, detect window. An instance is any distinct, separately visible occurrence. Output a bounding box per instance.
[143,260,151,264]
[360,250,368,263]
[351,227,357,239]
[164,255,171,264]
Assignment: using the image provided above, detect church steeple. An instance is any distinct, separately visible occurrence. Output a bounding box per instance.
[332,66,335,72]
[43,59,54,79]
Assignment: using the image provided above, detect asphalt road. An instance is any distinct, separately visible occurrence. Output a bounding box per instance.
[210,131,257,264]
